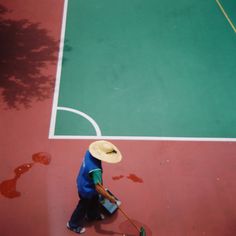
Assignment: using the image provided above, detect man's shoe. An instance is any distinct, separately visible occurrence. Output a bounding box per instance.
[96,213,105,221]
[86,213,105,221]
[67,222,86,234]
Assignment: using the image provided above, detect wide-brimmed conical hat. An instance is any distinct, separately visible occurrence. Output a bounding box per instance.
[89,140,122,163]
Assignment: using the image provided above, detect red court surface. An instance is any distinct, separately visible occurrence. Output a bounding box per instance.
[1,1,236,236]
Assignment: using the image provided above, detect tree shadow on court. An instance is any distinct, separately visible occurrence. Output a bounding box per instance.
[0,4,71,109]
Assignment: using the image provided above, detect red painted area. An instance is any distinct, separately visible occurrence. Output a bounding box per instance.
[1,1,236,236]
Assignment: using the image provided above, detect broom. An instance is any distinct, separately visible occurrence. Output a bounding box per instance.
[98,184,146,236]
[118,205,146,236]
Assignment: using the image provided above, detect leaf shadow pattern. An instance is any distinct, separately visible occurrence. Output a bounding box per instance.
[0,4,66,109]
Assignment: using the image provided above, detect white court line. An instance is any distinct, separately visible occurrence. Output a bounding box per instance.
[215,0,236,33]
[50,135,236,142]
[57,106,102,136]
[49,0,69,139]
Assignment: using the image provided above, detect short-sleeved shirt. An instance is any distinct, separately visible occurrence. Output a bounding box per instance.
[90,169,102,185]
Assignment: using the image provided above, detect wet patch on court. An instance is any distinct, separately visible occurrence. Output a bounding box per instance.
[0,152,51,198]
[112,173,143,183]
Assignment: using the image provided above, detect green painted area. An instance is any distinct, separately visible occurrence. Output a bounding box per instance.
[55,0,236,137]
[55,110,96,135]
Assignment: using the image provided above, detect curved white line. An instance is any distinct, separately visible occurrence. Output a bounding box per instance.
[57,106,102,136]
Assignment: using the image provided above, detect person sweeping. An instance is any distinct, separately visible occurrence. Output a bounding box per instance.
[67,140,122,234]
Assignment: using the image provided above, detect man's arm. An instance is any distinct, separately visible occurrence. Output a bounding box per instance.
[95,184,117,203]
[90,169,117,203]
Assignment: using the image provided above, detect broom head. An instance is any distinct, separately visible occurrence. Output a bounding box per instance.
[140,227,146,236]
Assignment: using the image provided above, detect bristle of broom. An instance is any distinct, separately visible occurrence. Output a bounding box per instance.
[140,227,146,236]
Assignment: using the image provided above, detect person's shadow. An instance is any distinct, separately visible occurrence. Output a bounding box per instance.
[0,4,71,109]
[85,208,134,236]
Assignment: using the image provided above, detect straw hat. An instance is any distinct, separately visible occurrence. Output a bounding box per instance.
[89,140,122,163]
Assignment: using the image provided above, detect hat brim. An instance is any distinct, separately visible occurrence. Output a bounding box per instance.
[89,141,122,163]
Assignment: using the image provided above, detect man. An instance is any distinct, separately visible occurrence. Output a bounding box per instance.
[67,140,122,234]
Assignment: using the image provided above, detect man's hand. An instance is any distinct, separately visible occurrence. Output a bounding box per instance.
[109,195,117,204]
[116,200,121,206]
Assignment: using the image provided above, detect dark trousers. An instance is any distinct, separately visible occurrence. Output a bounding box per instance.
[69,194,100,228]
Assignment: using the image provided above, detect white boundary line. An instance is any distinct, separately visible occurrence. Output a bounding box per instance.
[50,135,236,142]
[48,0,236,142]
[215,0,236,33]
[49,0,69,139]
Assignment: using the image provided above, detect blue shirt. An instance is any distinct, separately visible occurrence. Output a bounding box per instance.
[77,150,103,198]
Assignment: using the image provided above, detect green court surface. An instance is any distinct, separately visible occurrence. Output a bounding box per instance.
[52,0,236,138]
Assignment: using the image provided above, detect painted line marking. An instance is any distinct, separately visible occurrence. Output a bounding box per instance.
[57,106,102,136]
[49,0,69,139]
[48,135,236,142]
[216,0,236,33]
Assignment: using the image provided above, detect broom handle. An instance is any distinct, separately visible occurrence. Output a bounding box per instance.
[118,206,141,233]
[97,183,140,233]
